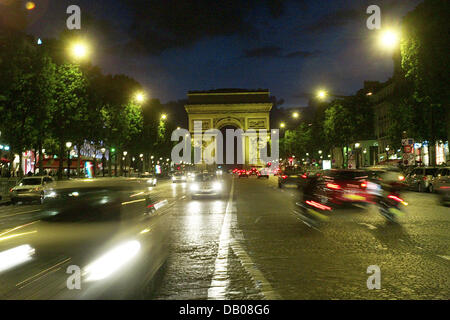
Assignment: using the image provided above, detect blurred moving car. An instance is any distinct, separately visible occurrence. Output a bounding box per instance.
[258,167,270,179]
[404,167,438,192]
[278,167,302,188]
[9,176,55,204]
[238,169,249,178]
[314,169,372,206]
[0,178,170,299]
[189,172,224,199]
[140,172,157,186]
[432,167,450,205]
[171,171,187,183]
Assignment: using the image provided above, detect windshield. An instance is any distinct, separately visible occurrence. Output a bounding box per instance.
[194,174,215,182]
[19,178,42,186]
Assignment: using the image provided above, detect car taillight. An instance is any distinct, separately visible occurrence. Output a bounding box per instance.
[301,174,307,179]
[423,176,428,181]
[360,182,367,188]
[398,175,405,181]
[326,183,341,190]
[305,200,332,211]
[9,188,13,192]
[388,195,404,202]
[282,175,288,179]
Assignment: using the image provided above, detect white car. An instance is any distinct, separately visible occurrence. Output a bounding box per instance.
[189,173,223,199]
[9,176,55,204]
[140,173,157,186]
[172,172,187,183]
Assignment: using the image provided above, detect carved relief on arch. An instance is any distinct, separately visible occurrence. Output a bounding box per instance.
[215,117,244,130]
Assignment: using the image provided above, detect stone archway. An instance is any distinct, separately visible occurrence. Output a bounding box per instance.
[184,89,272,167]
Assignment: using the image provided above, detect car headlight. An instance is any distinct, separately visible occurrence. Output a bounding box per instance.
[213,182,222,190]
[172,177,176,181]
[190,183,199,191]
[153,179,157,184]
[83,240,141,282]
[44,190,57,199]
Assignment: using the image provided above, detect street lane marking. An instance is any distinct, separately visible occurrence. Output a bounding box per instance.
[358,222,377,230]
[208,179,234,300]
[437,255,450,261]
[0,209,41,219]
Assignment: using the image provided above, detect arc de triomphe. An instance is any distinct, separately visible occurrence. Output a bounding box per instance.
[184,89,273,167]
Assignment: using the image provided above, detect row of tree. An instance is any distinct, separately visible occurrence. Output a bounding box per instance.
[279,0,449,167]
[0,30,175,178]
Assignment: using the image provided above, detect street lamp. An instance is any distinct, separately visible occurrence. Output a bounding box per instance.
[123,151,128,176]
[292,112,300,119]
[66,142,72,179]
[316,89,328,100]
[280,122,286,128]
[161,114,167,120]
[134,92,146,104]
[69,41,90,60]
[379,29,400,49]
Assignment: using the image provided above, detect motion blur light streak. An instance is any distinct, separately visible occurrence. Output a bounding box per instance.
[84,240,141,282]
[0,231,37,242]
[0,245,35,273]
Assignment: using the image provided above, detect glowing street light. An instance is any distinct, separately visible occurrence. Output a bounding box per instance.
[280,122,286,128]
[69,41,90,60]
[380,29,400,49]
[317,90,327,100]
[161,114,167,120]
[134,92,146,103]
[292,112,300,119]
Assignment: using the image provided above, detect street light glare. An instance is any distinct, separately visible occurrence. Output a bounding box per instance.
[161,114,167,120]
[135,92,146,103]
[380,30,399,49]
[317,90,327,100]
[280,122,286,128]
[292,112,299,119]
[70,42,89,60]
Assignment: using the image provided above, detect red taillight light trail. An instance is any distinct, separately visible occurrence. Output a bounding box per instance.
[281,175,288,179]
[388,195,404,202]
[301,174,307,179]
[361,182,367,188]
[305,200,332,211]
[326,183,341,190]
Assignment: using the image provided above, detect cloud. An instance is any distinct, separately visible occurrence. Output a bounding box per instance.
[242,46,283,58]
[118,0,307,55]
[302,8,363,34]
[285,50,321,58]
[242,46,320,59]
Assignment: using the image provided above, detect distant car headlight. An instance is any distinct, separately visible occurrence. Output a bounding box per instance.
[172,177,176,181]
[190,183,199,191]
[0,244,35,273]
[153,179,157,184]
[83,240,141,282]
[213,182,222,191]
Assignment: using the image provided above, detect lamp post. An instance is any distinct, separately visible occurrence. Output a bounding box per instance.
[66,142,72,179]
[100,147,106,177]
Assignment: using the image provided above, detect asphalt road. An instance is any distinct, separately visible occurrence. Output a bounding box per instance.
[0,175,448,299]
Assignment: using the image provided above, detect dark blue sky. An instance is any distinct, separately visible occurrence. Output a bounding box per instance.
[24,0,422,107]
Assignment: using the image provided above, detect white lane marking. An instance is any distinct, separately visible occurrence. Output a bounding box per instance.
[207,179,235,300]
[437,255,450,261]
[0,209,41,218]
[358,222,377,230]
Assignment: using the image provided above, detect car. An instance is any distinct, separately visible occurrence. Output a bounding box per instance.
[9,176,55,204]
[171,171,187,183]
[238,169,249,178]
[258,167,270,179]
[431,167,450,205]
[140,172,157,186]
[189,172,224,199]
[404,167,438,192]
[314,169,373,206]
[0,178,169,299]
[278,167,303,188]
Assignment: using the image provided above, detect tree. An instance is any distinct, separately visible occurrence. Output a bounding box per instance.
[400,0,450,164]
[51,63,88,179]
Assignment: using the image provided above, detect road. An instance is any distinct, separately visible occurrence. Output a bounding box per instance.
[0,175,448,299]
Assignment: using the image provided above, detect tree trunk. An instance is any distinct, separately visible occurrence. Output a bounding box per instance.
[18,152,23,177]
[58,142,64,180]
[38,141,43,175]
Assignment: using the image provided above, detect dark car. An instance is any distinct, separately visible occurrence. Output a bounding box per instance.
[0,178,169,299]
[314,169,372,206]
[278,167,303,188]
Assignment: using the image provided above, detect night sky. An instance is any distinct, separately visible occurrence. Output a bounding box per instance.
[19,0,422,107]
